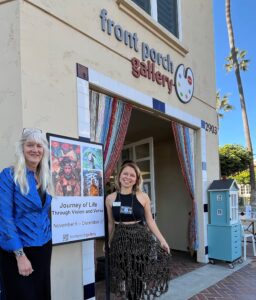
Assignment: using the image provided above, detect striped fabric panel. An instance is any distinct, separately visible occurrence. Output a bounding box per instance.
[95,94,106,143]
[105,100,123,164]
[104,98,118,161]
[183,127,194,196]
[173,124,191,194]
[89,91,132,182]
[100,96,113,144]
[105,103,132,181]
[90,91,99,141]
[171,121,198,251]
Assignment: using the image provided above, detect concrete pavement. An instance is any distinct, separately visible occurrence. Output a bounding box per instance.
[160,243,256,300]
[160,259,251,300]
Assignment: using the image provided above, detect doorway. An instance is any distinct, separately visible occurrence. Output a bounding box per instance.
[95,106,200,299]
[118,137,156,218]
[123,107,192,250]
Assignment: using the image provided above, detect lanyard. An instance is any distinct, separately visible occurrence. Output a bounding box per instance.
[118,192,136,222]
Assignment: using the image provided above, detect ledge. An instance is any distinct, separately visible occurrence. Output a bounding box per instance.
[0,0,15,5]
[116,0,189,57]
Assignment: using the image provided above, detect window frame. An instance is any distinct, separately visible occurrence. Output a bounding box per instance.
[132,0,181,39]
[116,0,188,56]
[118,137,157,218]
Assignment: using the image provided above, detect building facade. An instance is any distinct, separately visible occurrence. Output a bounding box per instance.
[0,0,218,299]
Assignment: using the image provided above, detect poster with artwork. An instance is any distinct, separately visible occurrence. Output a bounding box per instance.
[47,133,105,245]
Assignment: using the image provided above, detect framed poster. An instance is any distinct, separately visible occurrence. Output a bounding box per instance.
[47,133,105,245]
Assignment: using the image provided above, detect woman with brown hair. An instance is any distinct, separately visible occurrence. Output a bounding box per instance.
[106,161,171,300]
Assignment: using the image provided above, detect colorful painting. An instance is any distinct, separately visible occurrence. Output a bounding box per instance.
[83,146,103,170]
[83,170,103,197]
[51,140,81,197]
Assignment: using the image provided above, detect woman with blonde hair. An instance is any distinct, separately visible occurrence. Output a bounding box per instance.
[0,128,53,300]
[106,161,171,300]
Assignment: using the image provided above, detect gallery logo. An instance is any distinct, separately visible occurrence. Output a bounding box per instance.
[174,64,194,103]
[100,8,195,104]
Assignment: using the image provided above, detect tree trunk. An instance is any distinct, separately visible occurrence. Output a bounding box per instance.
[225,0,256,204]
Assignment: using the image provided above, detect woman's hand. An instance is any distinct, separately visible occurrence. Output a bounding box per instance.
[160,240,170,254]
[16,255,34,276]
[141,193,171,255]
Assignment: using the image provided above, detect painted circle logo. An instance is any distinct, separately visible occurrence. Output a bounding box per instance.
[174,64,194,103]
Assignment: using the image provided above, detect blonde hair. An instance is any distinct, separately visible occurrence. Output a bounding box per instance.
[14,128,53,195]
[115,162,143,192]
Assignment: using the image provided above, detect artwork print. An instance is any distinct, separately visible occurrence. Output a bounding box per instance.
[83,170,103,196]
[51,141,81,196]
[83,146,103,170]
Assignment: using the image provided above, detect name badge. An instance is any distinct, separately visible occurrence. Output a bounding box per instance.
[113,201,121,207]
[120,206,133,215]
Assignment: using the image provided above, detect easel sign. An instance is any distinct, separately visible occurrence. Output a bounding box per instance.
[47,133,105,245]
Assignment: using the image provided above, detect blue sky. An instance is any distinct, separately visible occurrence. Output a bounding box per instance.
[213,1,256,155]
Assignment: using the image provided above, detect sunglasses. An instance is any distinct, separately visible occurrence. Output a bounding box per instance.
[22,128,42,134]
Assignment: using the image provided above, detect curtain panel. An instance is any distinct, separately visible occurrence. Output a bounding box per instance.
[90,91,132,182]
[171,121,198,251]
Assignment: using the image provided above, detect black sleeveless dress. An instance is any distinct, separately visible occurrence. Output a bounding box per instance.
[109,192,171,300]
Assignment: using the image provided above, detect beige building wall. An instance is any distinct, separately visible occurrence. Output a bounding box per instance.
[1,0,218,177]
[0,0,22,168]
[0,0,218,299]
[155,140,191,251]
[21,0,217,120]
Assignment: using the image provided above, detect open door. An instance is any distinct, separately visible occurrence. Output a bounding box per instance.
[119,137,156,218]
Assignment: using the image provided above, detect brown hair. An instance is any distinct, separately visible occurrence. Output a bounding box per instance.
[115,162,143,192]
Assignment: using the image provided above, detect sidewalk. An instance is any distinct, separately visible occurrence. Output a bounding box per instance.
[160,245,256,300]
[97,245,256,299]
[190,259,256,300]
[96,250,204,299]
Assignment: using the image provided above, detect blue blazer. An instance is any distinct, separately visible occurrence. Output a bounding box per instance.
[0,167,52,251]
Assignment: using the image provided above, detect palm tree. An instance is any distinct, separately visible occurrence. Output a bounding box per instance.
[225,0,256,204]
[216,91,234,179]
[216,91,233,120]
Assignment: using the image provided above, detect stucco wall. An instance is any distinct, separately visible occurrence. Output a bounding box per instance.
[51,243,83,300]
[0,0,218,298]
[0,1,218,180]
[155,139,191,251]
[0,0,22,169]
[19,0,219,180]
[22,0,217,120]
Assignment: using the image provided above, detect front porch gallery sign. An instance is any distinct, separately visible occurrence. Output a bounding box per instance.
[100,8,194,103]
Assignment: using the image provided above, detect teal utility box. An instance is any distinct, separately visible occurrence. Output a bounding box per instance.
[207,179,241,262]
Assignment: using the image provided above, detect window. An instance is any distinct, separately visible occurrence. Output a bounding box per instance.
[240,185,245,195]
[217,194,223,201]
[157,0,178,36]
[246,184,251,194]
[132,0,151,14]
[118,137,156,218]
[131,0,179,37]
[239,184,251,196]
[230,192,238,224]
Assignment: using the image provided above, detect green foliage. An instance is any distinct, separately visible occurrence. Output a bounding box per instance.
[219,144,252,176]
[231,167,256,184]
[216,91,234,119]
[225,48,250,72]
[231,169,250,184]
